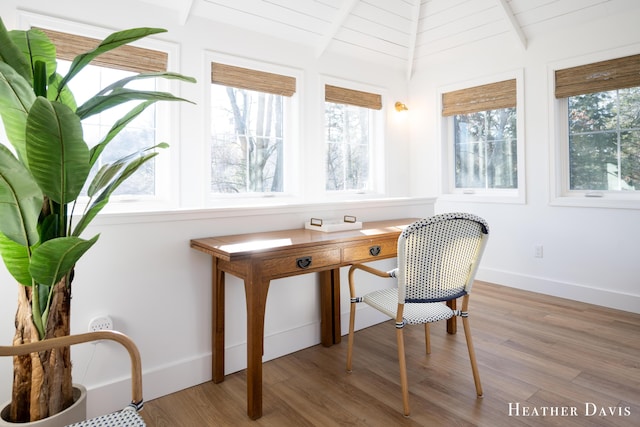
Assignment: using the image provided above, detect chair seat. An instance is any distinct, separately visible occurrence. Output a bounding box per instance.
[66,407,145,427]
[363,288,454,325]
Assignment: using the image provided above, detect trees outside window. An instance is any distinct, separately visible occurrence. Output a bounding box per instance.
[454,107,517,189]
[568,87,640,191]
[325,102,370,191]
[210,84,284,193]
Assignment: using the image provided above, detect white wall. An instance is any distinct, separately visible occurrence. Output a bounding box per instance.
[1,0,639,419]
[0,0,420,418]
[408,8,640,313]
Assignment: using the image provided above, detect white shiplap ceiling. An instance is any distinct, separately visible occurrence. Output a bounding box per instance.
[138,0,640,78]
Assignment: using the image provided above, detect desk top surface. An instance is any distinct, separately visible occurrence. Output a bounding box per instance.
[191,218,419,260]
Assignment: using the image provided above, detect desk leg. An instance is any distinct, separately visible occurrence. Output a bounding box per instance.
[447,299,457,334]
[244,269,270,420]
[319,269,341,347]
[212,258,225,383]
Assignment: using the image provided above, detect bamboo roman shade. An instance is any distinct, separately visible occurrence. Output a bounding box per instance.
[442,79,516,116]
[555,53,640,98]
[211,62,296,96]
[325,84,382,110]
[37,28,168,73]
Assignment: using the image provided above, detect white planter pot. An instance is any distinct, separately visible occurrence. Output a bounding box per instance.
[0,385,87,427]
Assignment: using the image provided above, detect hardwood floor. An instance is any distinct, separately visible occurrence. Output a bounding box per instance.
[142,282,640,426]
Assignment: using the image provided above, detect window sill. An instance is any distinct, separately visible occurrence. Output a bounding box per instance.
[439,191,525,205]
[550,194,640,210]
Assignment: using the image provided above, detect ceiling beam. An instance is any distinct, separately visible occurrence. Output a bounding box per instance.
[178,0,195,25]
[406,0,422,81]
[316,0,359,58]
[495,0,527,49]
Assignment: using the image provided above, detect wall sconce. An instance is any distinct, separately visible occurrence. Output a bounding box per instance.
[395,101,408,112]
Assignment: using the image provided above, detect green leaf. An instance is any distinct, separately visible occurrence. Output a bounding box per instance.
[95,71,196,97]
[87,143,168,197]
[9,27,57,84]
[76,88,192,120]
[57,27,167,97]
[0,144,43,246]
[29,235,99,287]
[47,73,77,110]
[0,232,32,286]
[0,61,36,164]
[0,19,32,83]
[89,100,155,167]
[25,97,90,204]
[73,149,161,236]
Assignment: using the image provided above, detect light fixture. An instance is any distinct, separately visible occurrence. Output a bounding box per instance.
[395,101,408,112]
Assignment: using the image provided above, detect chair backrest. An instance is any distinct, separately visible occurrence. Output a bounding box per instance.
[396,212,489,304]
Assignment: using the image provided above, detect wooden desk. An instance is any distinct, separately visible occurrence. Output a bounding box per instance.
[191,218,457,419]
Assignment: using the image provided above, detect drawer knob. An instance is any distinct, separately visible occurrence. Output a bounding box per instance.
[296,256,312,269]
[369,245,381,256]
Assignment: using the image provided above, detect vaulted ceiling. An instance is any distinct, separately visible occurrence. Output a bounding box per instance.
[139,0,640,78]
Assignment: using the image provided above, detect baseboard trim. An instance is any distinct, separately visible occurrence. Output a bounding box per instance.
[478,267,640,314]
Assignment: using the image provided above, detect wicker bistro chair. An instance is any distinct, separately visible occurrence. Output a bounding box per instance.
[346,212,489,416]
[0,330,145,426]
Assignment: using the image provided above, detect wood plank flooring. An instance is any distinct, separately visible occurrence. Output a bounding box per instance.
[141,282,640,426]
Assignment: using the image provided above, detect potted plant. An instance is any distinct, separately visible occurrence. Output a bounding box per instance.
[0,18,194,423]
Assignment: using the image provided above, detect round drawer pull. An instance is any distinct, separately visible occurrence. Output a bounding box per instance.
[369,245,381,256]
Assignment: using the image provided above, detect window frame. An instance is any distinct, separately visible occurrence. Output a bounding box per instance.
[438,70,526,204]
[16,11,182,212]
[549,47,640,210]
[206,52,302,203]
[321,77,386,197]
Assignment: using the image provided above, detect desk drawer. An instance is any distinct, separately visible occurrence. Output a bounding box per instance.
[262,247,341,277]
[343,238,397,263]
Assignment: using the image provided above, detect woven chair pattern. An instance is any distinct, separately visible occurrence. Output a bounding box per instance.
[399,212,489,303]
[66,406,145,427]
[363,288,455,324]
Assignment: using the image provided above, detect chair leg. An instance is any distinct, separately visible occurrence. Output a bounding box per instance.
[461,296,482,397]
[396,326,410,416]
[424,323,431,355]
[346,300,356,373]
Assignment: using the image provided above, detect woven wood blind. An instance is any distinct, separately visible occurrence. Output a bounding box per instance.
[325,84,382,110]
[555,54,640,98]
[211,62,296,96]
[442,79,516,116]
[37,28,168,73]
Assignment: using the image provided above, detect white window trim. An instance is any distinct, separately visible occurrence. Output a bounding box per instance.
[437,69,526,204]
[548,45,640,210]
[205,51,303,205]
[16,11,183,213]
[320,76,387,198]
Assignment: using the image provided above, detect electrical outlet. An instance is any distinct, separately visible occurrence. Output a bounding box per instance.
[534,245,543,258]
[88,315,113,332]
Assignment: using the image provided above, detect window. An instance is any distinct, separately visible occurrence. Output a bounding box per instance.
[324,84,381,192]
[39,28,170,199]
[210,62,296,194]
[555,54,640,197]
[441,78,522,200]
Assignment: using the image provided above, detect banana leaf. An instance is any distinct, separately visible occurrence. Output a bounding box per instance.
[0,61,36,164]
[73,149,161,237]
[0,144,42,247]
[25,97,90,205]
[29,235,99,287]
